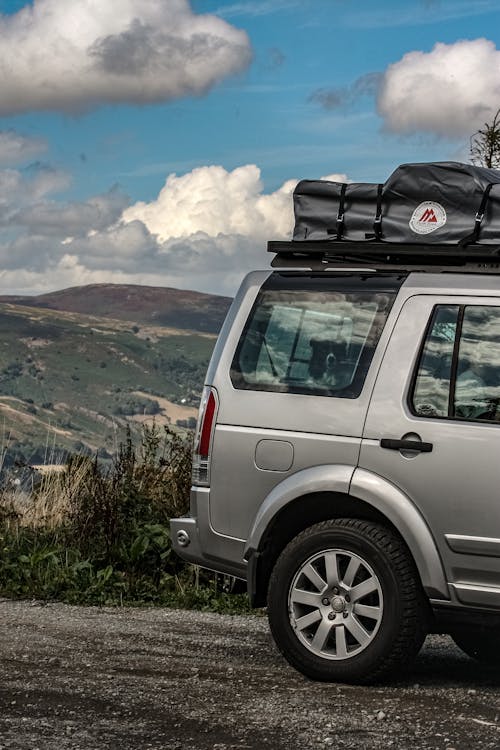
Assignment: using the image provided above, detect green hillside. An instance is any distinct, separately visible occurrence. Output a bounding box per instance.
[0,283,232,334]
[0,302,215,465]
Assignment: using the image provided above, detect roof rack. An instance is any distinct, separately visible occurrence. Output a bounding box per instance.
[268,240,500,274]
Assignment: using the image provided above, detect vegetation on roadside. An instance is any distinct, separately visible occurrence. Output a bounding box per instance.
[0,423,251,614]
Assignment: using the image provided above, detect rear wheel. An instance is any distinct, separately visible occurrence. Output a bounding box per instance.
[452,628,500,665]
[267,518,427,684]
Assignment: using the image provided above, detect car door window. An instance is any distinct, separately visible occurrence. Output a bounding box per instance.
[454,306,500,422]
[412,305,459,418]
[412,303,500,423]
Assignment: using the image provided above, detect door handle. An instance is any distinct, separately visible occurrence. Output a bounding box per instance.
[380,438,433,453]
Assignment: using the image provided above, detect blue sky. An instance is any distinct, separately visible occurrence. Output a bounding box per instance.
[1,0,500,296]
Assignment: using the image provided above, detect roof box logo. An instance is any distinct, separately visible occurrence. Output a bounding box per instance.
[409,201,447,235]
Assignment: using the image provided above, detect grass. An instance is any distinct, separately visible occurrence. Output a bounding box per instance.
[0,302,215,463]
[0,423,252,614]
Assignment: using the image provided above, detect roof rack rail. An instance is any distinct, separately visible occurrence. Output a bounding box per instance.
[268,240,500,274]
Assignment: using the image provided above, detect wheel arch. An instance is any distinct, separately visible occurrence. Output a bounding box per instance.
[245,465,449,607]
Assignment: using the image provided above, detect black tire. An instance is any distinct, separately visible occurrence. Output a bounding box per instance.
[452,628,500,665]
[267,518,428,684]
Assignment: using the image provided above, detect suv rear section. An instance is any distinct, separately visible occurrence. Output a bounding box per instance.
[173,256,500,683]
[172,158,500,682]
[171,270,406,573]
[171,270,415,673]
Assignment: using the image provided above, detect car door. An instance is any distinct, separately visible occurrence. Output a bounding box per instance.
[359,293,500,608]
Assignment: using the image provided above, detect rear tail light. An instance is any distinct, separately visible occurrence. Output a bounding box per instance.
[192,386,218,486]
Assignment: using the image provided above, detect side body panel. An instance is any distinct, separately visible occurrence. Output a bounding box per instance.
[359,292,500,608]
[210,428,359,537]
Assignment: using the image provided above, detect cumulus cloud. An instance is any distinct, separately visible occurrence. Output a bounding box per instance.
[310,38,500,139]
[0,0,252,115]
[20,163,71,200]
[377,38,500,137]
[0,162,349,296]
[67,220,161,271]
[123,164,297,241]
[15,186,129,236]
[0,131,47,166]
[117,164,346,293]
[0,163,71,226]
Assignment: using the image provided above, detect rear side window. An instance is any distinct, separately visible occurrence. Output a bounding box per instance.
[231,274,399,398]
[412,304,500,423]
[412,305,459,418]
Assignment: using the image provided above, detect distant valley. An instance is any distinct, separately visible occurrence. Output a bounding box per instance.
[0,283,231,467]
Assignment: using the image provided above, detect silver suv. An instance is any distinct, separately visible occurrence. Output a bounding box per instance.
[171,241,500,683]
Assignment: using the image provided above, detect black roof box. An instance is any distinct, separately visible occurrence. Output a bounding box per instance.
[269,162,500,272]
[292,161,500,247]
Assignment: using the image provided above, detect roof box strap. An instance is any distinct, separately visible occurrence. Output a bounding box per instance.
[373,183,383,240]
[365,183,383,240]
[335,183,347,240]
[459,182,496,246]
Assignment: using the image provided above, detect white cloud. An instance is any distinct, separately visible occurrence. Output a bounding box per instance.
[123,164,297,241]
[117,164,346,293]
[0,163,70,226]
[123,163,348,243]
[0,131,47,165]
[321,173,349,183]
[377,38,500,137]
[0,161,350,296]
[22,163,72,200]
[16,187,129,236]
[0,0,251,115]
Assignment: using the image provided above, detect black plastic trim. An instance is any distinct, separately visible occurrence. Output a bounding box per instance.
[268,239,500,273]
[380,438,433,453]
[431,602,500,632]
[245,548,260,607]
[448,306,465,418]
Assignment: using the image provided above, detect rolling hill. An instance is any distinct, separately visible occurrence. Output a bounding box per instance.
[0,283,232,334]
[0,285,226,466]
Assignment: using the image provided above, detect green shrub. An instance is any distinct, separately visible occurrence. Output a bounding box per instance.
[0,423,251,613]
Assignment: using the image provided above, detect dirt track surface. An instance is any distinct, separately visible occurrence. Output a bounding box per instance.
[1,600,500,750]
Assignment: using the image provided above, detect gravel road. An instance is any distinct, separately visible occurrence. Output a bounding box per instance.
[1,599,500,750]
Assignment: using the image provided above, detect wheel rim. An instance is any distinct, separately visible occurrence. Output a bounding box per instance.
[288,548,384,660]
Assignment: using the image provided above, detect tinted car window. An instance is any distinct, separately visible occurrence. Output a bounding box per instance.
[454,306,500,422]
[231,276,398,398]
[412,305,459,418]
[412,304,500,423]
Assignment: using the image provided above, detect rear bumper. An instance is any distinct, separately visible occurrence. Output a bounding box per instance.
[170,486,247,580]
[170,516,205,566]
